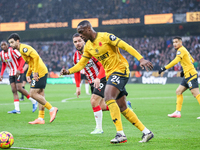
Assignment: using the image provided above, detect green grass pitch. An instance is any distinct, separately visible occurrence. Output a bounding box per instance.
[0,83,200,150]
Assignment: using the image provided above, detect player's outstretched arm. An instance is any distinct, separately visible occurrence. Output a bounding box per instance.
[158,56,181,74]
[139,58,153,71]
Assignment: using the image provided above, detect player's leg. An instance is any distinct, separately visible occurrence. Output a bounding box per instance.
[90,94,104,134]
[29,74,58,122]
[8,80,20,114]
[168,85,187,118]
[29,89,45,124]
[187,75,200,119]
[19,73,27,101]
[90,78,107,134]
[116,94,153,143]
[105,84,127,144]
[16,74,37,112]
[85,79,90,95]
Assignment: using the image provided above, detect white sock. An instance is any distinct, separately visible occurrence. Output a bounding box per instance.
[49,107,55,112]
[29,97,37,104]
[85,83,90,94]
[38,117,44,121]
[14,101,20,111]
[94,110,102,129]
[117,130,125,136]
[142,127,151,134]
[175,110,181,114]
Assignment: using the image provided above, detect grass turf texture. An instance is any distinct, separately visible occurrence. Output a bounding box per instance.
[0,84,200,150]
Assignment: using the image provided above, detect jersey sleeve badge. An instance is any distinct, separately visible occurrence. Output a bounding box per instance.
[177,51,181,55]
[23,48,28,53]
[109,35,117,41]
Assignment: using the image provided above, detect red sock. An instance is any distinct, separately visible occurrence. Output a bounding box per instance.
[92,105,101,112]
[106,105,109,111]
[26,95,30,99]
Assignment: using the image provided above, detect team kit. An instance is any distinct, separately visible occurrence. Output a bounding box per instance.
[1,20,200,144]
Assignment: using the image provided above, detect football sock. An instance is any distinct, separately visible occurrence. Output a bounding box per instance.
[85,83,90,94]
[106,105,109,111]
[44,102,53,110]
[196,94,200,104]
[121,108,145,131]
[38,110,45,119]
[142,127,151,134]
[106,99,123,131]
[26,95,37,104]
[93,105,102,129]
[14,99,20,111]
[176,94,183,111]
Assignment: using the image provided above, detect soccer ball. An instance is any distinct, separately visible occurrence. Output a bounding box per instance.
[0,131,14,149]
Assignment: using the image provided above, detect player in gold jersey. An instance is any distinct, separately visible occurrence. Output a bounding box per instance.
[60,20,154,144]
[159,36,200,119]
[8,33,58,124]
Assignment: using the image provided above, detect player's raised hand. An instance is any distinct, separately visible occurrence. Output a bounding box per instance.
[158,67,166,74]
[139,58,153,71]
[60,68,69,75]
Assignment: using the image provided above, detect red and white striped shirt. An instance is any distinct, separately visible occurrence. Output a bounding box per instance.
[73,50,105,86]
[0,47,24,76]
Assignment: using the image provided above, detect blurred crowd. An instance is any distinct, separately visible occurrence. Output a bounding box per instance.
[0,0,199,23]
[2,36,199,72]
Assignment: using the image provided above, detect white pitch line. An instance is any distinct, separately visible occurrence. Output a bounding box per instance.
[12,147,47,150]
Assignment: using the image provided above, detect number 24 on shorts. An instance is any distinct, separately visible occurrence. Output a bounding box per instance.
[111,75,120,84]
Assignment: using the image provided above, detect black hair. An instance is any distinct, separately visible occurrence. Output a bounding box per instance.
[72,33,80,39]
[7,33,20,41]
[173,36,182,40]
[77,20,91,27]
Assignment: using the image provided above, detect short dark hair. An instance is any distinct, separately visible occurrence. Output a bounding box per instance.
[72,33,80,39]
[173,36,182,40]
[77,20,91,27]
[7,33,20,41]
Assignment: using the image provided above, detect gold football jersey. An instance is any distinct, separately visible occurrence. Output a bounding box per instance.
[69,32,143,79]
[165,46,197,78]
[19,43,48,77]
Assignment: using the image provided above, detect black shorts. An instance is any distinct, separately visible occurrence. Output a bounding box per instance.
[9,74,23,84]
[31,73,48,89]
[90,77,106,98]
[81,74,87,80]
[107,73,128,99]
[181,74,199,90]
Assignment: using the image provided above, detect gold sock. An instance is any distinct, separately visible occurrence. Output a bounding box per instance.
[38,110,45,119]
[106,99,123,131]
[43,102,52,110]
[196,94,200,104]
[121,108,145,131]
[176,94,183,111]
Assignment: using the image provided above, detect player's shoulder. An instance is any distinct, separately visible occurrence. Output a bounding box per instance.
[177,46,188,55]
[20,43,34,53]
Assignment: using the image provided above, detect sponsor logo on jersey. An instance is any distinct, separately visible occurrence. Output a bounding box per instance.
[23,48,28,53]
[97,52,109,61]
[109,35,117,41]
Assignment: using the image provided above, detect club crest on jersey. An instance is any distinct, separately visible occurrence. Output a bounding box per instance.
[109,35,117,41]
[95,49,99,54]
[177,51,181,55]
[23,48,28,53]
